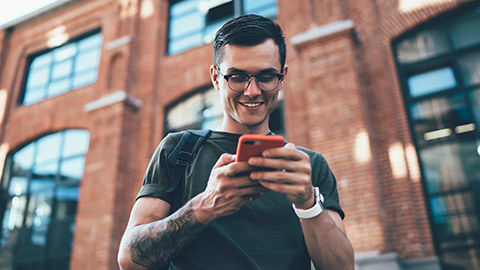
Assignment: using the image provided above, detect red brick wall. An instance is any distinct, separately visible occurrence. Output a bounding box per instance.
[0,0,477,269]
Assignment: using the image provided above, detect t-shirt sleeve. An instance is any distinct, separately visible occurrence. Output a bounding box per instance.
[308,150,345,219]
[135,133,180,204]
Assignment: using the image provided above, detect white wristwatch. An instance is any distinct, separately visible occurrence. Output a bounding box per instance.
[292,187,324,219]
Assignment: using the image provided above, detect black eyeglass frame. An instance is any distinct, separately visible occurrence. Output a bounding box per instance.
[216,68,284,92]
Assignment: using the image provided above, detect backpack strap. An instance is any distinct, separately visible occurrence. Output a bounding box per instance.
[166,129,212,193]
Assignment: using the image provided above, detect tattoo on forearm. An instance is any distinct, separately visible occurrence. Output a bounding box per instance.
[128,201,205,269]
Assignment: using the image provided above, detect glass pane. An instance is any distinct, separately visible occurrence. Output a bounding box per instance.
[51,59,73,80]
[169,32,203,54]
[78,33,102,51]
[458,51,480,87]
[410,93,472,144]
[35,133,62,164]
[395,26,450,63]
[31,53,52,69]
[171,0,198,16]
[56,185,79,205]
[23,86,46,105]
[73,70,97,88]
[167,91,204,130]
[26,183,54,247]
[12,143,35,172]
[54,43,77,62]
[244,0,276,12]
[1,194,28,247]
[26,67,50,88]
[169,10,204,39]
[60,157,85,180]
[203,87,222,119]
[8,176,28,196]
[442,247,480,269]
[62,130,90,157]
[420,140,480,194]
[47,78,71,97]
[33,162,59,179]
[407,67,457,98]
[449,7,480,48]
[75,49,100,72]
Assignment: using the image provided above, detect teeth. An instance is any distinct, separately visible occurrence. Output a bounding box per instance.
[242,102,261,107]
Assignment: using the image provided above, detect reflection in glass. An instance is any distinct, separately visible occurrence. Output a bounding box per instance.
[410,94,471,144]
[458,51,480,87]
[449,7,480,48]
[48,78,71,97]
[407,67,457,98]
[26,67,50,88]
[35,133,62,164]
[22,32,102,105]
[395,26,450,63]
[60,157,85,180]
[0,130,90,269]
[63,130,90,157]
[420,140,480,194]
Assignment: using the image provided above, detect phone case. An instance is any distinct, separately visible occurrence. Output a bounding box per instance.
[235,134,285,162]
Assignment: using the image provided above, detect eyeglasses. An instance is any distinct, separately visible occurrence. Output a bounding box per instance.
[217,68,284,92]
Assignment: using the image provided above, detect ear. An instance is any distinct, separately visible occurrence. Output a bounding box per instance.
[210,65,220,91]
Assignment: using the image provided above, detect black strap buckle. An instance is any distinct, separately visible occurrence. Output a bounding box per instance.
[176,151,192,167]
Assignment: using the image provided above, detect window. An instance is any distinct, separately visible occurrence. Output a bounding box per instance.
[164,86,285,135]
[393,5,480,269]
[0,130,90,270]
[20,32,102,105]
[168,0,277,55]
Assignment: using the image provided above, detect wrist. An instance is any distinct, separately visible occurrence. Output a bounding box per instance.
[292,187,324,219]
[192,194,217,224]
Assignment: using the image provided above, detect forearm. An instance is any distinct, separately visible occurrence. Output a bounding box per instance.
[301,211,354,270]
[119,199,208,270]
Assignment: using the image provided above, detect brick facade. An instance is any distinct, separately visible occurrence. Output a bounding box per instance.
[0,0,476,269]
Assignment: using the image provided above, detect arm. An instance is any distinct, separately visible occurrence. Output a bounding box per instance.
[118,154,268,270]
[248,143,354,270]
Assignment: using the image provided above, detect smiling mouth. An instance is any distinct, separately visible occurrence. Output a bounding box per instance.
[240,102,263,108]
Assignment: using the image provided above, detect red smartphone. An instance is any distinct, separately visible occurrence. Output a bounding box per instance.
[235,134,285,162]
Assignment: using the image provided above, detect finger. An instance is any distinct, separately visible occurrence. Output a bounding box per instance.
[250,170,310,185]
[213,153,236,169]
[248,158,310,173]
[226,161,257,177]
[258,180,307,195]
[262,143,308,161]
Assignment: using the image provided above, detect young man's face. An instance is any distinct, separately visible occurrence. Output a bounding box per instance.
[210,39,287,134]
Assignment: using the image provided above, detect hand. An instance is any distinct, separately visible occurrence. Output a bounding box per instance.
[248,143,315,209]
[195,153,269,223]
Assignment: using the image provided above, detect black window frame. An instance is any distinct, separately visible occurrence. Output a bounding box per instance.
[167,0,278,55]
[18,29,102,106]
[392,2,480,268]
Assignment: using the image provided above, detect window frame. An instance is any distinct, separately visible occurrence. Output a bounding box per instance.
[392,2,480,267]
[166,0,277,55]
[18,29,102,106]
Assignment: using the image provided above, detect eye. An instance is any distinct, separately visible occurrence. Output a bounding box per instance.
[257,74,276,82]
[229,74,249,83]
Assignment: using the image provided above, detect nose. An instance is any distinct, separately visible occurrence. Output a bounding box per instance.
[243,77,262,97]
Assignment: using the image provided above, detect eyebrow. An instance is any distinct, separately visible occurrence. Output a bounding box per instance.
[226,67,281,74]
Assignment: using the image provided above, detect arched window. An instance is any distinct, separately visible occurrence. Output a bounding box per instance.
[0,130,90,269]
[393,5,480,269]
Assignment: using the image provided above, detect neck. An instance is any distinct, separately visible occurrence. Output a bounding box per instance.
[217,120,271,135]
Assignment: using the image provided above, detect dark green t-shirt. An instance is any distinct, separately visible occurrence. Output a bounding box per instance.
[137,131,344,270]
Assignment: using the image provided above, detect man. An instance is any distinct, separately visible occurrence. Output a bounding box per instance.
[118,14,354,270]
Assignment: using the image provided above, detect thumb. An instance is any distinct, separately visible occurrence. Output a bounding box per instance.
[213,153,235,169]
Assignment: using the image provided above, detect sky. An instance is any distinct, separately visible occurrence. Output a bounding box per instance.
[0,0,62,27]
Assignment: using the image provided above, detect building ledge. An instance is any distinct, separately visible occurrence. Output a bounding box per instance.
[84,90,141,112]
[291,20,355,47]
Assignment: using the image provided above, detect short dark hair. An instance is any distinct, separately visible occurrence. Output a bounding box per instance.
[213,14,286,71]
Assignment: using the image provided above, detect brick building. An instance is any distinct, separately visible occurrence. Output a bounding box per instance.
[0,0,479,269]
